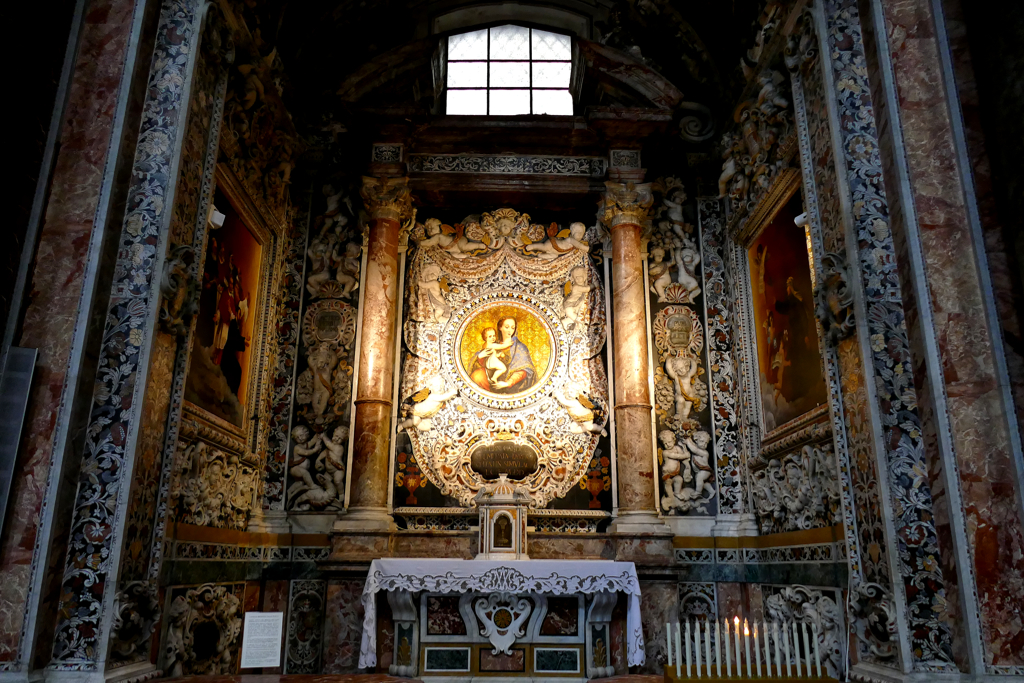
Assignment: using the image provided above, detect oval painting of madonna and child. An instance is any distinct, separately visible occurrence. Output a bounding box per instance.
[456,302,554,399]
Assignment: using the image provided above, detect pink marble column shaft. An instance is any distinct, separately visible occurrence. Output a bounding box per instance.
[348,177,411,516]
[603,182,657,515]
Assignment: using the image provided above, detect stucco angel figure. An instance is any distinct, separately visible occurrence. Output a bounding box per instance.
[415,218,461,256]
[306,223,339,296]
[332,241,361,298]
[659,429,692,503]
[553,381,605,435]
[685,430,714,499]
[302,341,341,416]
[417,262,451,324]
[665,352,700,422]
[525,222,589,259]
[659,182,689,241]
[447,220,490,255]
[648,246,673,300]
[399,374,457,432]
[316,424,348,502]
[561,266,590,330]
[287,425,321,498]
[671,240,701,301]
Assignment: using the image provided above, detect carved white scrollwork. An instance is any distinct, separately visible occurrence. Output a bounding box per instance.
[473,593,533,655]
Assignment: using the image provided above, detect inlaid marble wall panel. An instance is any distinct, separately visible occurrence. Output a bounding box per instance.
[321,579,364,673]
[637,581,679,674]
[0,0,138,667]
[286,579,326,673]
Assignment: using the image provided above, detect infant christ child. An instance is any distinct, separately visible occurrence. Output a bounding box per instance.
[477,328,508,384]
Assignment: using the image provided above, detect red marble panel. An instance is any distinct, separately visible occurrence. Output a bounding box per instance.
[321,580,364,674]
[0,0,136,661]
[879,0,1024,665]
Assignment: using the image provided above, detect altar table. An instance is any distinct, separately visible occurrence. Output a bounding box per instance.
[358,558,645,676]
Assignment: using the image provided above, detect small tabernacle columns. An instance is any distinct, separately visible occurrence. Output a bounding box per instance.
[341,176,413,532]
[601,182,664,532]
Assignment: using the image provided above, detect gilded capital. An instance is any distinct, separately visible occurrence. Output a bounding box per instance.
[600,181,654,229]
[360,176,413,223]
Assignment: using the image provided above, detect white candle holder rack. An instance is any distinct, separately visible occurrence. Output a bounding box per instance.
[663,617,835,682]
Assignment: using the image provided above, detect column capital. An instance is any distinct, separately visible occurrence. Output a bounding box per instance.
[360,175,413,223]
[600,181,654,229]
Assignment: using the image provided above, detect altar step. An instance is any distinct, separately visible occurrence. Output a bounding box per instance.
[163,676,423,683]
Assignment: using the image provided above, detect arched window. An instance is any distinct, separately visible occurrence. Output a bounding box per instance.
[445,25,573,116]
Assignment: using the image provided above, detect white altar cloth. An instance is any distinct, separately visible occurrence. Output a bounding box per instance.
[358,558,645,668]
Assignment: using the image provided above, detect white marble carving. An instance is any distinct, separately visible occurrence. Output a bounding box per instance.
[473,593,533,655]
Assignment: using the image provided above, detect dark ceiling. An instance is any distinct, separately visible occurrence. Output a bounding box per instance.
[242,0,772,136]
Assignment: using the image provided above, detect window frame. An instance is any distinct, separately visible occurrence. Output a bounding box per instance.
[443,24,575,116]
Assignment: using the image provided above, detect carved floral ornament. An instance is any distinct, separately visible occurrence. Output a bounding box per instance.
[814,252,855,344]
[398,207,608,507]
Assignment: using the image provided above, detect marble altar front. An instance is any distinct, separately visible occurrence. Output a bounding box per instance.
[358,559,643,681]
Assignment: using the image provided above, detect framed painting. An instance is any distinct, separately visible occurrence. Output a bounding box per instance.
[184,165,278,432]
[745,184,827,433]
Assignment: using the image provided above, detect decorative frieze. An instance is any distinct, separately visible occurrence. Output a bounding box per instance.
[408,154,607,177]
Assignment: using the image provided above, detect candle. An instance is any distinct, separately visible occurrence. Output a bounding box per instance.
[744,620,752,678]
[802,622,812,675]
[705,620,713,677]
[812,623,822,677]
[724,619,732,677]
[716,620,722,677]
[782,621,792,677]
[685,620,692,678]
[773,621,783,678]
[793,622,802,677]
[695,621,703,678]
[734,616,742,675]
[666,622,673,669]
[754,622,762,677]
[675,622,683,679]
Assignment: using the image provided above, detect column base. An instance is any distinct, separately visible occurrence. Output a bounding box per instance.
[712,513,758,537]
[246,508,291,534]
[609,510,673,535]
[334,507,397,532]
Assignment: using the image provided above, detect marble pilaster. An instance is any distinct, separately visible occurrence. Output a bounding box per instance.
[337,176,412,535]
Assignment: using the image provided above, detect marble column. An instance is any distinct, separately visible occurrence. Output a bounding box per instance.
[602,182,666,533]
[336,176,411,533]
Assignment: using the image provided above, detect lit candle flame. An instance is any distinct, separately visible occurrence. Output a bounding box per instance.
[744,620,750,636]
[734,616,740,627]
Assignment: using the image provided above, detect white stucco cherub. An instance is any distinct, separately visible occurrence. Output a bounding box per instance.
[332,241,361,298]
[316,424,348,502]
[417,262,451,324]
[659,429,692,505]
[400,374,457,432]
[671,240,701,301]
[561,266,591,330]
[648,246,672,301]
[525,221,589,259]
[665,353,700,422]
[685,430,714,499]
[287,425,322,499]
[553,381,605,435]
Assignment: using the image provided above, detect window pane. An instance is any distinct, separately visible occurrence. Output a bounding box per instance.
[449,29,487,59]
[490,61,530,88]
[447,89,487,115]
[532,61,571,88]
[489,25,529,59]
[532,29,571,60]
[490,89,530,115]
[532,89,573,115]
[448,61,487,87]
